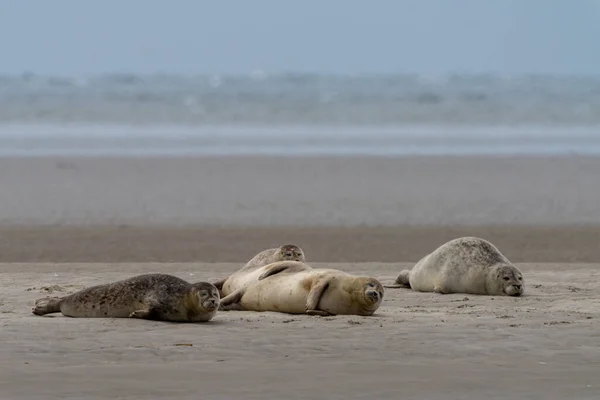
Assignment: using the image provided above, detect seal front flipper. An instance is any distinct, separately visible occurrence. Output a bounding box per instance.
[433,285,449,294]
[306,310,332,317]
[305,278,332,315]
[218,288,246,311]
[32,296,63,316]
[258,263,295,281]
[129,309,153,319]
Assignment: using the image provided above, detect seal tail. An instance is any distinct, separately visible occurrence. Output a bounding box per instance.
[384,270,411,289]
[32,296,63,315]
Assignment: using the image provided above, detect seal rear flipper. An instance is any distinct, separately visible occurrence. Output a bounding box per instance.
[383,284,406,289]
[305,278,331,313]
[389,270,411,288]
[210,276,228,291]
[32,296,63,316]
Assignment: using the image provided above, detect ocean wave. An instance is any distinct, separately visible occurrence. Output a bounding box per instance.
[0,73,599,125]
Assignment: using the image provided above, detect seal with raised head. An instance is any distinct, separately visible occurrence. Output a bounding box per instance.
[385,236,524,296]
[32,273,220,322]
[211,244,306,297]
[219,268,384,316]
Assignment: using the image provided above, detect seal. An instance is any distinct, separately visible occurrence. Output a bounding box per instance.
[219,268,384,316]
[217,260,314,309]
[31,273,220,322]
[211,244,306,297]
[385,236,525,296]
[222,259,314,299]
[243,244,306,269]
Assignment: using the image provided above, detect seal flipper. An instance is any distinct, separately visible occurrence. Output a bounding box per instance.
[306,309,332,316]
[218,288,246,311]
[305,278,332,315]
[433,285,449,294]
[384,270,411,289]
[129,309,153,319]
[32,296,63,316]
[258,263,294,280]
[210,277,228,291]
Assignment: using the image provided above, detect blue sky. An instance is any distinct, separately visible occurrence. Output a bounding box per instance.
[1,0,599,76]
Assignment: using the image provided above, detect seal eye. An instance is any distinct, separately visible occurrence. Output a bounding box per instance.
[503,277,510,281]
[200,290,208,297]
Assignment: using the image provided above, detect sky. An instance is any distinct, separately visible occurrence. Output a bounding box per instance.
[1,0,599,76]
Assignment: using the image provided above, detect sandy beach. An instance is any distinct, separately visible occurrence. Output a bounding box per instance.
[1,262,599,400]
[1,155,599,399]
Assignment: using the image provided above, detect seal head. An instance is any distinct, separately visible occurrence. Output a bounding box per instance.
[354,277,384,315]
[491,265,524,296]
[278,244,305,262]
[193,282,221,312]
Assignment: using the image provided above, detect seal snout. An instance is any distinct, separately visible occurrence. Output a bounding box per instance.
[505,284,524,297]
[366,290,380,302]
[203,298,219,311]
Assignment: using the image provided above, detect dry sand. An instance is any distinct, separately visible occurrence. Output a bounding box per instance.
[1,262,599,400]
[1,155,599,399]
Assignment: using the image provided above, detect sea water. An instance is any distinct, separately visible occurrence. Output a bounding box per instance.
[1,72,599,156]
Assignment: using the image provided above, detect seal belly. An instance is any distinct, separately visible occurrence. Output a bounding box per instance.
[240,274,309,314]
[315,289,354,315]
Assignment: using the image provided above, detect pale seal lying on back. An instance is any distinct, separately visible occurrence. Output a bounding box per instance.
[219,268,384,316]
[211,244,306,298]
[386,237,524,296]
[32,273,220,322]
[217,260,314,310]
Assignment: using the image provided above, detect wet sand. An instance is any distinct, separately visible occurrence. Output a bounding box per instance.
[0,155,599,226]
[1,224,600,263]
[1,155,599,399]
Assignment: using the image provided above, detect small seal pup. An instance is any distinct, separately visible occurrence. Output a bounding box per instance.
[32,273,220,322]
[385,236,524,296]
[219,268,384,316]
[211,244,306,297]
